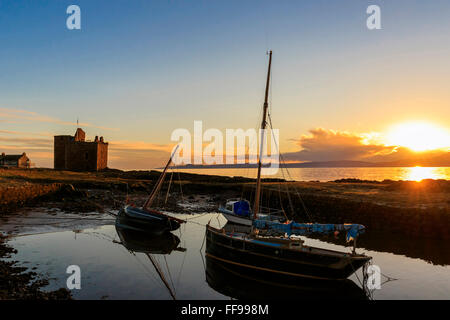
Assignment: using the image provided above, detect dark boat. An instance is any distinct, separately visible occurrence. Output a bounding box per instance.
[206,224,371,281]
[205,256,369,300]
[115,145,185,234]
[116,205,182,235]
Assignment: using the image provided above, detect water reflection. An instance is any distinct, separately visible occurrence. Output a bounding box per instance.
[115,225,186,299]
[205,256,369,300]
[179,167,450,182]
[308,231,450,266]
[116,225,185,254]
[405,166,445,181]
[6,213,450,299]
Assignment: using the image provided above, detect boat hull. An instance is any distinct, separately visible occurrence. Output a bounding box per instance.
[219,208,284,226]
[116,205,181,235]
[206,226,371,281]
[220,210,253,226]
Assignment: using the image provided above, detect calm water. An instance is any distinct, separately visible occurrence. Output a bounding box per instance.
[174,167,450,182]
[6,213,450,300]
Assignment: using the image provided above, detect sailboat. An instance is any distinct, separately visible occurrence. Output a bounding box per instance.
[116,145,185,235]
[219,51,366,238]
[207,51,371,281]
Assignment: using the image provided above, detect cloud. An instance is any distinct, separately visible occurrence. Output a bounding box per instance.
[0,107,118,131]
[0,135,52,146]
[0,129,53,137]
[283,128,397,162]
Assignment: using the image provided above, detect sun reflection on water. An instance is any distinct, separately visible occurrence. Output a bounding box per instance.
[406,166,445,181]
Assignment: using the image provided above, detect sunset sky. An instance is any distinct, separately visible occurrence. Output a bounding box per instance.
[1,0,449,169]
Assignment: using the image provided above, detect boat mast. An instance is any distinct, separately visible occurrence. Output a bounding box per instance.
[143,145,179,211]
[253,50,272,218]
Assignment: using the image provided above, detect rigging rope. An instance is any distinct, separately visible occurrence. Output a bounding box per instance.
[164,171,174,205]
[267,111,314,222]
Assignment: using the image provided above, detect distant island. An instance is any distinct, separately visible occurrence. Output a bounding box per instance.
[169,153,450,169]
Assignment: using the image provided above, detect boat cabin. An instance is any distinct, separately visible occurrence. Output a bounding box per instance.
[224,199,251,217]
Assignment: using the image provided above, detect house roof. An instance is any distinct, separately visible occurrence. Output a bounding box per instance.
[0,153,28,161]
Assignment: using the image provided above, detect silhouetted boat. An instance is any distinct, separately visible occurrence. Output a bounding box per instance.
[116,206,182,235]
[206,224,371,281]
[205,256,369,300]
[116,145,185,234]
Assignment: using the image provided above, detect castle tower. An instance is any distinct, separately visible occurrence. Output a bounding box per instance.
[54,128,108,171]
[74,128,86,142]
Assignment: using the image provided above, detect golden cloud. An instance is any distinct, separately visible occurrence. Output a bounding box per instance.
[284,128,398,162]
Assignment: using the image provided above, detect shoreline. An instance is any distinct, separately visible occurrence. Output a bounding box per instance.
[1,168,449,237]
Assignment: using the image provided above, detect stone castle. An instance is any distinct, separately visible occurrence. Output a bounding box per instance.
[54,128,108,171]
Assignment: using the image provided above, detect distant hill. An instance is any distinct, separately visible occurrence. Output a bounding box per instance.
[373,152,450,167]
[170,152,450,168]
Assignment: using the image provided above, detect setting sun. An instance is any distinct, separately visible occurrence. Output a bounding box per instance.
[386,122,450,152]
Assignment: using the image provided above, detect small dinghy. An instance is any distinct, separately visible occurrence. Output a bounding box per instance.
[116,205,182,235]
[219,199,285,226]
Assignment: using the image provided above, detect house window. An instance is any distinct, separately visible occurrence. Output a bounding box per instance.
[85,152,89,160]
